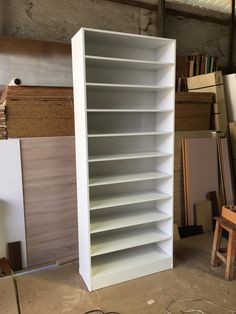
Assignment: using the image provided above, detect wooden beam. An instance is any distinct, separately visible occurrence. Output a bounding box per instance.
[228,0,235,72]
[157,0,165,37]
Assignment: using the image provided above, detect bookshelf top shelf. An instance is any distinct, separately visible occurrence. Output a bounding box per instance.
[82,28,175,49]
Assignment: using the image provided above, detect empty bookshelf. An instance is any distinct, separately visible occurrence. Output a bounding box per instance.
[72,27,176,290]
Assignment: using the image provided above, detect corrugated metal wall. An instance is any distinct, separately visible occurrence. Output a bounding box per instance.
[168,0,233,14]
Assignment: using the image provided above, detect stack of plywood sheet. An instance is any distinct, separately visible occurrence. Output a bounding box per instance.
[0,86,74,138]
[175,92,214,131]
[187,71,228,134]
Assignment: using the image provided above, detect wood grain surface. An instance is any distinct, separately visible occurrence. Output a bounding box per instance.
[21,136,78,266]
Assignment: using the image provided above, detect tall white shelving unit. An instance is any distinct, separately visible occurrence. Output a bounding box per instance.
[72,28,176,291]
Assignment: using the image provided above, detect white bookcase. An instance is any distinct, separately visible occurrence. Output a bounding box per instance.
[72,28,176,291]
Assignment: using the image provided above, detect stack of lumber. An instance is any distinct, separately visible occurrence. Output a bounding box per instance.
[0,101,7,139]
[0,86,74,138]
[175,92,214,131]
[187,71,228,134]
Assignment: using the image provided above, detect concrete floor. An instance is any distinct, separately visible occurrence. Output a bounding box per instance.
[1,234,236,314]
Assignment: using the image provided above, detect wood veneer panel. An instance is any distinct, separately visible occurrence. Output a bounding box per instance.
[21,136,77,266]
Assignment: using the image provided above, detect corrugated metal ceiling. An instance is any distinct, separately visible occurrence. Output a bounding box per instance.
[167,0,233,14]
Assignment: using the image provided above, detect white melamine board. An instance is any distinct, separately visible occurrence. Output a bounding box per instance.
[91,245,172,289]
[87,109,173,112]
[86,55,174,70]
[0,140,27,267]
[89,151,172,162]
[90,191,170,210]
[86,83,174,91]
[88,131,172,137]
[89,171,171,186]
[91,227,170,256]
[90,209,170,234]
[72,29,91,289]
[72,28,175,290]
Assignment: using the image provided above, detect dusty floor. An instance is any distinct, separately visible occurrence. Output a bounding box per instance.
[1,233,236,314]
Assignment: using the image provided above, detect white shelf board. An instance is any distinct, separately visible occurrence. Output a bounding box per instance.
[90,191,171,210]
[91,245,172,289]
[86,55,174,70]
[88,131,172,138]
[87,109,173,113]
[89,171,171,186]
[91,227,170,256]
[88,151,172,162]
[86,83,174,91]
[90,209,170,234]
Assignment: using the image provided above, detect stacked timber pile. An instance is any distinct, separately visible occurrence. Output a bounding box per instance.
[0,86,74,138]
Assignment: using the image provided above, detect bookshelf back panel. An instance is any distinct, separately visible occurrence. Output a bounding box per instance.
[89,157,172,177]
[87,112,173,134]
[87,88,174,110]
[85,30,175,62]
[88,134,173,156]
[89,178,172,199]
[86,65,175,86]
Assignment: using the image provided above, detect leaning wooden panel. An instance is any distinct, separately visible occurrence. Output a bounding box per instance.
[20,136,77,266]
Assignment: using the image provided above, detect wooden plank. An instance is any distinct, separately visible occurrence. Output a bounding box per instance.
[182,138,219,225]
[187,72,227,134]
[175,92,215,103]
[0,140,27,267]
[196,200,212,233]
[21,136,77,266]
[7,242,22,271]
[7,118,74,138]
[6,100,73,119]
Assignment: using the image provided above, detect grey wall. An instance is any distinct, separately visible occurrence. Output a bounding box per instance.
[0,0,234,67]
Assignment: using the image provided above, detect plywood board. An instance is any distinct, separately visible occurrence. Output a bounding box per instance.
[21,136,77,266]
[0,139,27,267]
[183,138,219,225]
[196,200,212,233]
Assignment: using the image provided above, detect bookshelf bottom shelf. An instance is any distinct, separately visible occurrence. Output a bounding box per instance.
[89,245,172,290]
